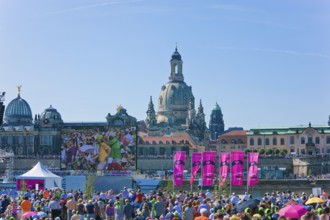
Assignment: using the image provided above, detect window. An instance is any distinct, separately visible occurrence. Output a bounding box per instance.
[265,138,270,145]
[40,136,52,145]
[221,139,227,144]
[280,138,285,145]
[18,136,24,145]
[301,137,305,144]
[7,136,13,145]
[160,147,165,155]
[237,139,243,144]
[149,147,155,155]
[258,138,262,145]
[327,136,330,144]
[316,137,320,144]
[250,138,254,146]
[290,136,295,145]
[308,137,313,144]
[273,138,277,145]
[231,139,236,144]
[301,149,305,154]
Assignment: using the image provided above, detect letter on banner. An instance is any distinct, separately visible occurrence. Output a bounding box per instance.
[173,151,186,186]
[202,151,216,186]
[231,151,244,186]
[219,152,230,186]
[248,152,259,186]
[190,152,202,185]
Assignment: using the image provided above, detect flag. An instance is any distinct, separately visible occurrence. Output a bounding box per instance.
[231,151,244,186]
[173,151,186,186]
[202,151,216,186]
[219,152,230,186]
[248,152,259,186]
[190,152,202,185]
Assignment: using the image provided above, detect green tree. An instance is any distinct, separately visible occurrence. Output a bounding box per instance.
[280,149,288,156]
[253,149,258,153]
[259,148,265,155]
[85,174,97,200]
[244,149,251,154]
[266,149,273,155]
[274,149,280,155]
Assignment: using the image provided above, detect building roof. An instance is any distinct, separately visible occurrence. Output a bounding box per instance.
[139,134,198,149]
[220,130,247,136]
[247,125,330,135]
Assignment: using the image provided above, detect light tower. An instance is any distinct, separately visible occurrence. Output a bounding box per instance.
[0,92,5,125]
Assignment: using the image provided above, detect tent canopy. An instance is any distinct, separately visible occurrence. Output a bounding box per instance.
[17,162,62,190]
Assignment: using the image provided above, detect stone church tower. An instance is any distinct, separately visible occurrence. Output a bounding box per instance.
[145,47,207,141]
[209,102,224,140]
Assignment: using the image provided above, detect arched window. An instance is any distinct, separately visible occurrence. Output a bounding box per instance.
[265,138,270,145]
[280,138,285,145]
[221,139,227,144]
[250,138,254,146]
[273,137,277,145]
[258,138,262,146]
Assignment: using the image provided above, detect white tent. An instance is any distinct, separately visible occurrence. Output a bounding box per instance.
[16,162,62,190]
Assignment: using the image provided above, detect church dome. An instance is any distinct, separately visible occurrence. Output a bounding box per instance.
[157,81,194,124]
[40,105,63,122]
[4,94,33,125]
[171,47,182,60]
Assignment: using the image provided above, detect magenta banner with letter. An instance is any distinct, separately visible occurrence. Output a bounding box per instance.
[190,152,203,185]
[202,151,216,186]
[248,152,259,186]
[219,152,230,186]
[173,151,186,186]
[16,179,45,190]
[231,151,244,186]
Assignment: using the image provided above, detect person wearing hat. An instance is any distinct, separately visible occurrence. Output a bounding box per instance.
[172,211,182,220]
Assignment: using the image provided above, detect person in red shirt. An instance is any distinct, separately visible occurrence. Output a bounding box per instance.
[135,190,144,204]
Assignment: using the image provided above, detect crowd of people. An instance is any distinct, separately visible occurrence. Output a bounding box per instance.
[0,186,330,220]
[60,127,136,171]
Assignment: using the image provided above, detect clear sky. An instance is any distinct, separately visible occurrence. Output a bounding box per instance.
[1,0,330,130]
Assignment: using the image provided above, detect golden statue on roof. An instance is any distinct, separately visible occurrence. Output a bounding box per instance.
[17,85,22,96]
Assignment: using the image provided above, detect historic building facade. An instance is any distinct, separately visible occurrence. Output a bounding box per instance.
[0,87,137,173]
[247,123,330,155]
[216,128,247,152]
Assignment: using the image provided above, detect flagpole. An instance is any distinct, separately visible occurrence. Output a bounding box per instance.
[190,153,193,192]
[230,150,232,195]
[201,152,203,192]
[173,151,175,193]
[246,152,249,194]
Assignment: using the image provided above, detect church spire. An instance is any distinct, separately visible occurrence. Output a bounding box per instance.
[169,46,184,82]
[146,96,157,128]
[198,99,204,114]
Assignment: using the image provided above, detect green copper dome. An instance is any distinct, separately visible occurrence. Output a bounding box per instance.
[4,94,33,125]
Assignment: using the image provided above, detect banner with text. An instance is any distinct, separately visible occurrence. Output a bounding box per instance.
[202,151,216,186]
[248,152,259,186]
[219,152,230,186]
[190,152,203,185]
[173,151,186,186]
[231,151,244,186]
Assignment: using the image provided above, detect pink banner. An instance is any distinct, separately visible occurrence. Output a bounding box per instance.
[219,152,230,186]
[16,179,45,190]
[173,151,186,186]
[231,151,244,186]
[190,152,203,185]
[202,151,216,186]
[248,152,259,186]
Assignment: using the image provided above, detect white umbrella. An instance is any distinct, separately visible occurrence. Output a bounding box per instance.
[79,144,96,154]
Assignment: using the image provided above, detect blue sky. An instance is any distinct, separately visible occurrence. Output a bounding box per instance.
[1,0,330,129]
